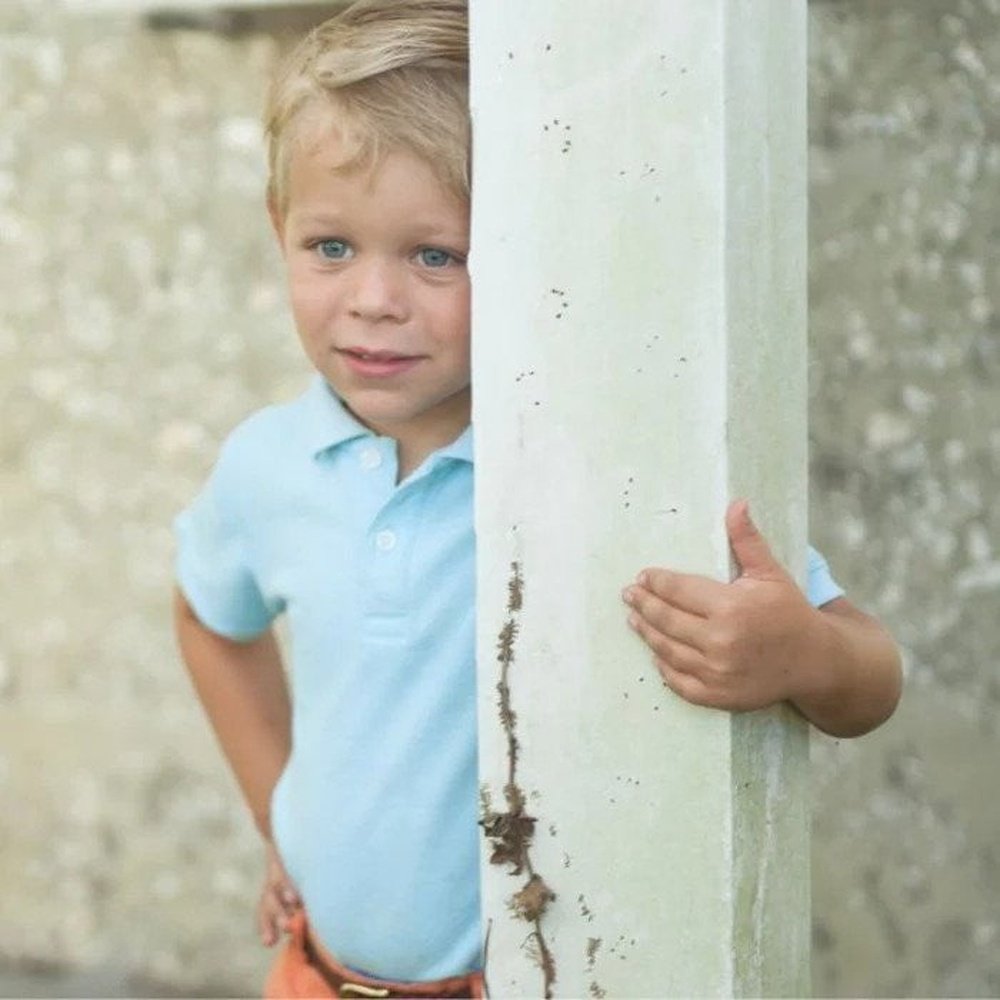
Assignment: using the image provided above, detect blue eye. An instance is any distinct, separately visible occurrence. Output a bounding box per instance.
[316,239,351,260]
[418,247,454,268]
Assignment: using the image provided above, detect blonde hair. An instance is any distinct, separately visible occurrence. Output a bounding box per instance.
[264,0,469,216]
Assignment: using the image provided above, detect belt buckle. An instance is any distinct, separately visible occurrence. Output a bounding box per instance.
[339,984,391,998]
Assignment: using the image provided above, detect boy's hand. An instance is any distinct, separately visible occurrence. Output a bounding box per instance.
[257,839,302,947]
[622,499,822,714]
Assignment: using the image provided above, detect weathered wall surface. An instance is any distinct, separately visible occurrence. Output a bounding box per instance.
[808,1,1000,995]
[0,0,996,996]
[0,2,311,995]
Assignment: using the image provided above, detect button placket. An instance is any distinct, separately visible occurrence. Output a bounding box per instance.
[366,497,405,604]
[375,529,397,552]
[361,464,442,625]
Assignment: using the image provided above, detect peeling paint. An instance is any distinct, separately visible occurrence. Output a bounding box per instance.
[510,873,556,922]
[479,560,557,997]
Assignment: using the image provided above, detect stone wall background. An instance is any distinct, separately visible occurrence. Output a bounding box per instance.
[808,1,1000,995]
[0,0,996,996]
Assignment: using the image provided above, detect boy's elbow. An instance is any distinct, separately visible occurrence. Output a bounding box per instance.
[810,648,901,739]
[848,608,904,731]
[814,599,903,738]
[873,622,904,725]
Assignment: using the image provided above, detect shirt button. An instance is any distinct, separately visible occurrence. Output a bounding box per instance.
[375,530,397,552]
[360,447,382,470]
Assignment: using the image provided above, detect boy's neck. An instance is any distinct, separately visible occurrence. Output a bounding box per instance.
[394,415,469,482]
[341,389,471,483]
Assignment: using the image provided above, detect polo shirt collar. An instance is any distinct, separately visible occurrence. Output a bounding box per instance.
[302,375,370,457]
[437,425,474,464]
[302,375,475,465]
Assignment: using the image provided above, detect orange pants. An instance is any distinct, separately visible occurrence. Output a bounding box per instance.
[264,910,485,999]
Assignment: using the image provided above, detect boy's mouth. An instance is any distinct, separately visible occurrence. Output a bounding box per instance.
[337,347,424,378]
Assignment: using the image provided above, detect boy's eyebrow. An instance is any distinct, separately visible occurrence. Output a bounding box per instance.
[290,212,344,226]
[286,211,347,230]
[290,213,469,244]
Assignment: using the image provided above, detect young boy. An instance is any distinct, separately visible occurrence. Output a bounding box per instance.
[173,1,902,996]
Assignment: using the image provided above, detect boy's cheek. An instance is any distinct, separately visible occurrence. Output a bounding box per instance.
[288,287,335,342]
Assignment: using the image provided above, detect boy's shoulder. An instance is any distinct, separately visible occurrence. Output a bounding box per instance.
[224,393,306,449]
[214,384,315,480]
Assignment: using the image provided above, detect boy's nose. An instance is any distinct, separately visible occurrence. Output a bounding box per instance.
[346,258,408,323]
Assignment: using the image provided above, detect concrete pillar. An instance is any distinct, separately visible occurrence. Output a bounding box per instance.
[470,2,809,996]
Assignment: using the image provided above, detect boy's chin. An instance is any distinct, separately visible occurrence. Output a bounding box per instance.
[336,394,430,433]
[339,391,471,439]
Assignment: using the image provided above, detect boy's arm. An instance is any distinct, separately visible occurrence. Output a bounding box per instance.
[622,500,902,739]
[173,587,291,839]
[784,595,902,738]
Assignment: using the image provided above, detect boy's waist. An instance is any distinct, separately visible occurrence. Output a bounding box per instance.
[272,754,482,978]
[301,913,484,999]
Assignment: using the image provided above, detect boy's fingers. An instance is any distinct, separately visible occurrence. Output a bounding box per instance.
[656,659,728,710]
[257,904,278,947]
[623,587,708,652]
[658,655,773,715]
[635,568,723,616]
[268,884,293,911]
[258,882,299,944]
[627,612,704,675]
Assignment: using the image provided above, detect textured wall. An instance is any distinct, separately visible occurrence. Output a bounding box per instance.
[808,1,1000,996]
[0,0,996,996]
[0,2,310,995]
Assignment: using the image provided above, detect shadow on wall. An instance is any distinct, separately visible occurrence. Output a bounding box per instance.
[144,3,341,38]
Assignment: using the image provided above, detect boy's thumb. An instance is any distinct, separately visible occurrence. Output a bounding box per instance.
[726,499,781,579]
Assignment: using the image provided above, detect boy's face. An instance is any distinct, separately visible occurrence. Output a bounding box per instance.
[272,128,471,448]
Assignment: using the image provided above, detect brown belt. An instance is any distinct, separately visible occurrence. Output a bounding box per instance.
[297,912,485,999]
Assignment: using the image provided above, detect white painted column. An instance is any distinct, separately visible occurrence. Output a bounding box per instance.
[470,2,809,997]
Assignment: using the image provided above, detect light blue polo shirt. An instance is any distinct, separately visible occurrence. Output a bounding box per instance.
[174,374,844,981]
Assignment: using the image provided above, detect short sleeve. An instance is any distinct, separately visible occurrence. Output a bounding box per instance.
[174,448,279,640]
[806,545,845,608]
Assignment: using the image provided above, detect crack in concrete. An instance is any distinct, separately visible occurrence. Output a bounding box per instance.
[479,560,557,998]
